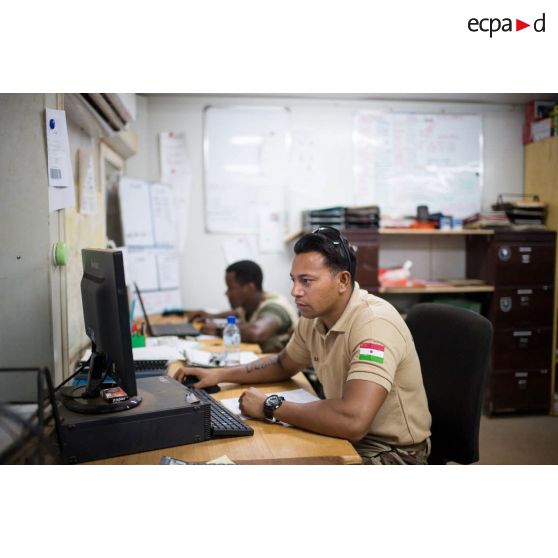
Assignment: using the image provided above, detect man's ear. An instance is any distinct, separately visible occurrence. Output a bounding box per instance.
[337,271,352,293]
[245,282,257,294]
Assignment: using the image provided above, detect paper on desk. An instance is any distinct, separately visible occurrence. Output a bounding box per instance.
[183,348,259,367]
[206,455,235,465]
[220,388,320,426]
[147,337,199,351]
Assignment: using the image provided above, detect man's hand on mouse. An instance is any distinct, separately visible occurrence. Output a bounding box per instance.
[238,387,267,420]
[172,365,222,388]
[200,320,222,336]
[186,310,210,322]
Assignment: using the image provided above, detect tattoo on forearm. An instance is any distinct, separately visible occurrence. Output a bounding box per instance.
[277,349,286,372]
[246,354,279,374]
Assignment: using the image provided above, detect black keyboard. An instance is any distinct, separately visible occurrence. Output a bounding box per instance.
[189,388,254,438]
[133,360,168,373]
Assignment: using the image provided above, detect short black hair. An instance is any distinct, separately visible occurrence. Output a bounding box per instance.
[294,228,357,286]
[226,260,263,291]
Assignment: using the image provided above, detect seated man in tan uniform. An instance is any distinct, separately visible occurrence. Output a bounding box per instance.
[193,260,298,353]
[175,229,431,464]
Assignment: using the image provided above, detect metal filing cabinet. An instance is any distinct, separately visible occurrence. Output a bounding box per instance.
[467,231,556,413]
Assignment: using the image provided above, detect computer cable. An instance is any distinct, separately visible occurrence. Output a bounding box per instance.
[54,358,90,392]
[57,356,115,400]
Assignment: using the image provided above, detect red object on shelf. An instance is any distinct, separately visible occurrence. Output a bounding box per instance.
[409,221,437,230]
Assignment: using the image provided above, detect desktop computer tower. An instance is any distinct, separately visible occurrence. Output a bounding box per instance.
[57,376,211,463]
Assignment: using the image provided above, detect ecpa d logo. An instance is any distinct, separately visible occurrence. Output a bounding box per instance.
[468,13,546,37]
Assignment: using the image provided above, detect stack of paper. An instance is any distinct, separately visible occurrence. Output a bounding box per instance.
[183,348,259,368]
[220,388,320,426]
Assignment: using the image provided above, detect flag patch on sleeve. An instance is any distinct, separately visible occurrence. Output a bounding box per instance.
[359,342,385,363]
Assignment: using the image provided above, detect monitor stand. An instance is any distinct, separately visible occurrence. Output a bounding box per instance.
[59,384,142,414]
[60,351,141,414]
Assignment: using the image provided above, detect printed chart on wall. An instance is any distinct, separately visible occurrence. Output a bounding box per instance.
[204,106,290,235]
[354,112,483,219]
[118,176,182,316]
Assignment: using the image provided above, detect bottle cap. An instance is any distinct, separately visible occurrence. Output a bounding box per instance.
[227,315,236,325]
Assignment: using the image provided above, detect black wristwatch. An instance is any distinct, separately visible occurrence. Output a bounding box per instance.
[263,394,285,422]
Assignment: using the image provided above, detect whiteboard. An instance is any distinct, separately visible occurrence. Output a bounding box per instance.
[204,106,290,233]
[354,112,483,219]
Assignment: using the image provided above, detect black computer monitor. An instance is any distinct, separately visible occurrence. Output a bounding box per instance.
[60,249,142,414]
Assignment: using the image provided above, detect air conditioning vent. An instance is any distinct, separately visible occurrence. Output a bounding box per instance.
[65,93,136,138]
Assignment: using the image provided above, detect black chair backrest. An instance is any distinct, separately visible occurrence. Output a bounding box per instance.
[405,303,492,464]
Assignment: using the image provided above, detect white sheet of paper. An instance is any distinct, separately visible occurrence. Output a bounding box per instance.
[258,209,285,253]
[183,348,259,367]
[46,108,75,212]
[160,131,190,179]
[119,176,155,246]
[150,182,177,246]
[220,388,320,425]
[46,108,73,188]
[78,150,97,214]
[156,251,180,290]
[127,249,159,291]
[160,132,192,252]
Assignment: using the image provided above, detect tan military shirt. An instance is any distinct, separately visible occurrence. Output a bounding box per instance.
[285,284,431,446]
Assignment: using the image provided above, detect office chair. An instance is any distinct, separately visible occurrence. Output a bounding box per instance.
[405,303,492,464]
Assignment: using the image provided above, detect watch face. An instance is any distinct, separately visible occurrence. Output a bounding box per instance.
[266,394,280,407]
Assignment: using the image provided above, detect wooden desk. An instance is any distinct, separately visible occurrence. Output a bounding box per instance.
[197,338,262,354]
[89,372,361,465]
[143,315,262,354]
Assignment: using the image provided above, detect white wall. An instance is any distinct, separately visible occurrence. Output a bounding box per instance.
[127,95,525,309]
[0,94,60,389]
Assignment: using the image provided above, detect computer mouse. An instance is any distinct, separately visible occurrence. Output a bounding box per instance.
[182,375,221,394]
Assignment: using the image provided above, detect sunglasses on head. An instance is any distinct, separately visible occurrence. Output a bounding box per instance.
[312,226,353,278]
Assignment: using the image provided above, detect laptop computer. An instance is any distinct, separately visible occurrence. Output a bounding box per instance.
[134,283,200,337]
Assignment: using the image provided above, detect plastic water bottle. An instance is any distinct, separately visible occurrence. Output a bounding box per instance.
[223,315,241,367]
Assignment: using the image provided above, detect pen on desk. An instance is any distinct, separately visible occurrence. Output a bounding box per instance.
[130,297,136,330]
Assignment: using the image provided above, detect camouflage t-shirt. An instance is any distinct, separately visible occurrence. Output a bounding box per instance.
[239,292,298,353]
